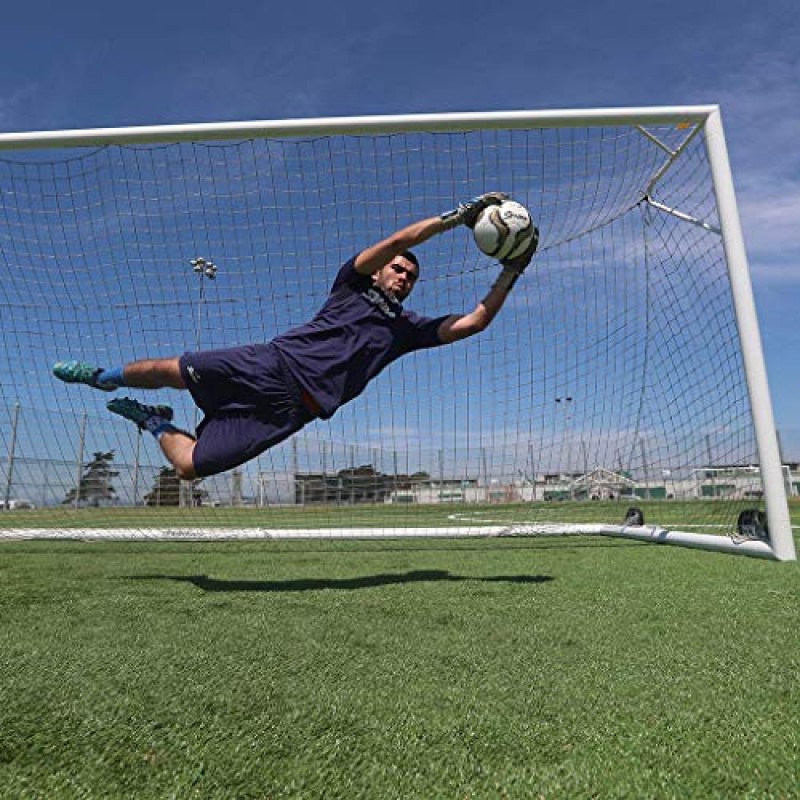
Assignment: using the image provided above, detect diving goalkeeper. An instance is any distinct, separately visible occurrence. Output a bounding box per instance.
[53,193,538,479]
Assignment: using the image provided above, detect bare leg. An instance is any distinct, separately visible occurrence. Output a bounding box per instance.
[120,358,197,478]
[159,430,199,480]
[122,357,186,390]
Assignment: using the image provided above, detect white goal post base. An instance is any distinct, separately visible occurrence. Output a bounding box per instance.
[0,524,786,559]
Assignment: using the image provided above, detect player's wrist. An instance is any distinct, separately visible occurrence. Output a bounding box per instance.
[439,206,463,230]
[436,212,459,233]
[492,267,521,293]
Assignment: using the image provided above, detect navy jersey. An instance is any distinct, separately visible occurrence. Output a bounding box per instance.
[272,256,450,419]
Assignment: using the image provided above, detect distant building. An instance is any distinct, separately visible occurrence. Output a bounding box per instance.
[294,466,433,505]
[290,461,799,507]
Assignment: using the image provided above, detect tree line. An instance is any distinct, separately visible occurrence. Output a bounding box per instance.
[62,451,207,507]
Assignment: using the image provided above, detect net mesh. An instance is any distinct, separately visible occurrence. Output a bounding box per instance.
[0,121,767,538]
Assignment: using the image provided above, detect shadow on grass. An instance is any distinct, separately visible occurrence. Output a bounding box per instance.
[130,570,554,593]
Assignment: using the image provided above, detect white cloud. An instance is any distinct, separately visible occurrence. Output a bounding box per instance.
[0,83,39,129]
[749,262,800,284]
[698,49,800,283]
[737,172,800,257]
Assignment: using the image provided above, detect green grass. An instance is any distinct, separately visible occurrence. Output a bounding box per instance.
[1,530,798,798]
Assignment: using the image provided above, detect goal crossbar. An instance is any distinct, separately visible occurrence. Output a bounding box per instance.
[0,105,718,150]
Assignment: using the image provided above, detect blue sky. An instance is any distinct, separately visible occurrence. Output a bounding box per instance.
[1,0,798,457]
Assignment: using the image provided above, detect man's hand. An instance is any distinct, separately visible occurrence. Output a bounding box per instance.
[493,225,540,292]
[500,225,540,274]
[439,192,508,230]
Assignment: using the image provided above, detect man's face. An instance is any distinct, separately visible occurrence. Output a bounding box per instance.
[373,255,419,302]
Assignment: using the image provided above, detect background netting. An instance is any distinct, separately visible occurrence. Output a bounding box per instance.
[0,122,766,536]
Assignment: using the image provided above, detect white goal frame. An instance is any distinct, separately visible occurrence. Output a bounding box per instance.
[0,106,794,561]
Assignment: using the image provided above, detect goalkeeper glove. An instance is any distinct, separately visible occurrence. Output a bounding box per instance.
[494,226,540,291]
[439,191,508,230]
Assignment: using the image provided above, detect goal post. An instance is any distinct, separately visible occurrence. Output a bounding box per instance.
[701,109,793,560]
[0,106,794,560]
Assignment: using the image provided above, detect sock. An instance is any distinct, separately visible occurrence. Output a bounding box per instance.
[143,417,177,441]
[97,366,126,388]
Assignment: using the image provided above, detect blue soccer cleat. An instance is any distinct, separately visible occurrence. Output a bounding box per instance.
[107,397,174,431]
[53,360,117,392]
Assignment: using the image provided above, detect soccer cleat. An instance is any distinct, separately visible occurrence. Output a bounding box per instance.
[107,397,174,430]
[53,360,117,392]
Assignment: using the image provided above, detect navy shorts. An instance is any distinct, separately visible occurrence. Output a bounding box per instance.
[179,343,315,477]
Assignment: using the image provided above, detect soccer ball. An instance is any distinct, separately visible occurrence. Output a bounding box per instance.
[472,200,536,261]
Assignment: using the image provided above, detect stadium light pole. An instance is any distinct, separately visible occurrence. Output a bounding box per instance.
[182,257,219,507]
[555,397,574,497]
[74,413,87,510]
[190,257,218,352]
[3,402,20,510]
[132,433,141,508]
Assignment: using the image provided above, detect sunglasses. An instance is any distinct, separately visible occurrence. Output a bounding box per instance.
[390,262,419,282]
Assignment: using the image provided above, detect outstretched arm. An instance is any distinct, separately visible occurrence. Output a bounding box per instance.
[353,193,508,276]
[353,216,445,276]
[437,232,539,344]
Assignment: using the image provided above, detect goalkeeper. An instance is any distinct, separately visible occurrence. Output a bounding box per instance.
[53,193,538,479]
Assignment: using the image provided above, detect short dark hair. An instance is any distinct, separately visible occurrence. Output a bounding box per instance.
[399,250,419,269]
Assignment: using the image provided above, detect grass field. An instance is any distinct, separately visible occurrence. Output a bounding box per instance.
[0,507,798,797]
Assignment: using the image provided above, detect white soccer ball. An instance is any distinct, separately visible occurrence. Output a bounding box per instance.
[472,200,536,261]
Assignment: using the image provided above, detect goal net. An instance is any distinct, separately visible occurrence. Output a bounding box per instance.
[0,107,794,559]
